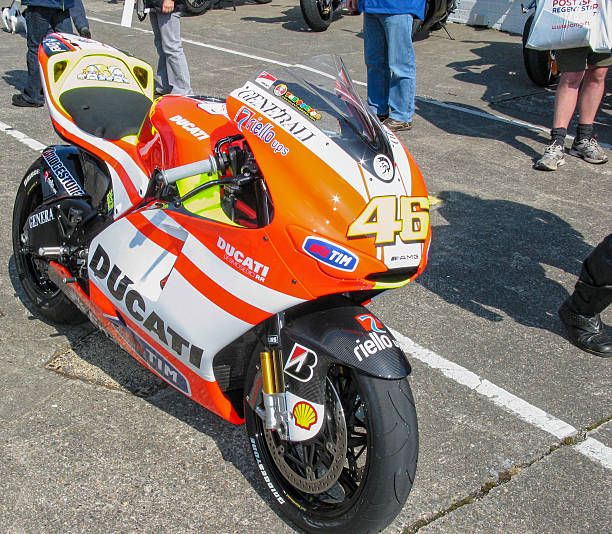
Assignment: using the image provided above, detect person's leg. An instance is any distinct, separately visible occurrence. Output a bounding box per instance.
[150,12,169,95]
[156,12,192,95]
[363,12,389,119]
[69,0,89,36]
[576,67,608,124]
[552,71,584,128]
[383,13,415,124]
[20,7,52,105]
[535,47,587,170]
[559,234,612,356]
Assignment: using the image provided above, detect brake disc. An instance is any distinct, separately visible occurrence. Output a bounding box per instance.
[264,379,347,494]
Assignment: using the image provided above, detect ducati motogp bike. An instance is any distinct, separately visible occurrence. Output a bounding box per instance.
[13,33,431,533]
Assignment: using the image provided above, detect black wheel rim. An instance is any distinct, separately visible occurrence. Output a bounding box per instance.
[252,365,370,518]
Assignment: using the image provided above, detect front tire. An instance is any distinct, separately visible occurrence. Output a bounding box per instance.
[244,362,418,534]
[522,14,559,87]
[12,160,85,324]
[300,0,334,32]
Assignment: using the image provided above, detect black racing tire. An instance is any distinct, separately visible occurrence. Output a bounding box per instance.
[300,0,334,32]
[183,0,211,15]
[254,0,272,4]
[522,13,559,87]
[12,160,86,324]
[244,360,418,534]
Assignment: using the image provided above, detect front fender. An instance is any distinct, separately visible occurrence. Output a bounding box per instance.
[278,305,410,441]
[282,305,410,381]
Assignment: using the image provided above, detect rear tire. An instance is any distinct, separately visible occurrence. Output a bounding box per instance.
[12,160,86,324]
[522,14,559,87]
[300,0,334,32]
[244,360,418,534]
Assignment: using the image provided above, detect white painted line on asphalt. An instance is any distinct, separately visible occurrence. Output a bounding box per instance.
[0,120,45,151]
[89,15,608,147]
[392,329,612,471]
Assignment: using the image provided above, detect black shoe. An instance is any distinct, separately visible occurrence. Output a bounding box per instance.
[558,299,612,357]
[78,27,91,38]
[377,113,388,122]
[12,93,43,108]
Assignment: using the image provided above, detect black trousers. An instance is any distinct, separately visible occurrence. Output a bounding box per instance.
[572,234,612,316]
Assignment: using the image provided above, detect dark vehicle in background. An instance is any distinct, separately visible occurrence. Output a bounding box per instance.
[300,0,457,34]
[184,0,271,16]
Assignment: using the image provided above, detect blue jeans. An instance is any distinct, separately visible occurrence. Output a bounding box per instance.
[23,6,72,105]
[363,12,416,123]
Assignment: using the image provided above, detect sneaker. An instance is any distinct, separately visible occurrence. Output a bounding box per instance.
[382,117,412,132]
[569,137,608,164]
[78,27,91,38]
[535,141,565,170]
[12,93,43,108]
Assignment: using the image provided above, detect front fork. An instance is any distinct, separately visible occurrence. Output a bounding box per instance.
[247,313,291,439]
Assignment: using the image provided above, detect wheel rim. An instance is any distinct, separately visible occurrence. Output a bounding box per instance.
[318,0,333,19]
[253,366,370,516]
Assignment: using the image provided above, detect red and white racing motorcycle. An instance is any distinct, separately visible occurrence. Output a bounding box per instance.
[13,33,431,533]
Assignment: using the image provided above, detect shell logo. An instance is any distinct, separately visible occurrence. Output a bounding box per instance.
[292,401,318,430]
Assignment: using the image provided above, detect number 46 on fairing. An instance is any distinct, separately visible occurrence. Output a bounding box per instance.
[347,196,429,245]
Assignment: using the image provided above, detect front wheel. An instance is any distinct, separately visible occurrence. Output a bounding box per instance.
[300,0,334,32]
[244,362,418,534]
[522,13,559,86]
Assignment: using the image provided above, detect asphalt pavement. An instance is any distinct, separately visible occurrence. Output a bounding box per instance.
[0,1,610,533]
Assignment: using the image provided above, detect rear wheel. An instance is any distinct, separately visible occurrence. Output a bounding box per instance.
[12,160,85,324]
[522,14,559,87]
[244,361,418,534]
[300,0,334,32]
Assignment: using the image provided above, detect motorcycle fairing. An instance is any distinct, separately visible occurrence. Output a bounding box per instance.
[226,58,430,281]
[39,33,154,216]
[48,261,242,423]
[86,206,307,410]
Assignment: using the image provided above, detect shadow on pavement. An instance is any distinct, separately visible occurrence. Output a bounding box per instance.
[418,191,595,333]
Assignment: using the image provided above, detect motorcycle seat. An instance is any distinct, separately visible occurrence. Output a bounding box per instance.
[59,86,152,140]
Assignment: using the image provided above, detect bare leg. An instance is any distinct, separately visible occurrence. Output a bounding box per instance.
[577,67,608,124]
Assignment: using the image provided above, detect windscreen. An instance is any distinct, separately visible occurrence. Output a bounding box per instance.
[248,55,395,177]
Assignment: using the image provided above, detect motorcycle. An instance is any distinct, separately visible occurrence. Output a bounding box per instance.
[13,32,431,533]
[301,0,457,35]
[521,0,558,86]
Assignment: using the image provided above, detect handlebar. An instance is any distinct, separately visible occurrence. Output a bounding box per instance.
[160,155,220,185]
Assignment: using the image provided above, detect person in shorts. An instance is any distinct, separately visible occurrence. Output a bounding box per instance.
[535,47,611,171]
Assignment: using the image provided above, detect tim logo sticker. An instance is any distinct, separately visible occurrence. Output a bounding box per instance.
[284,343,318,382]
[302,236,359,272]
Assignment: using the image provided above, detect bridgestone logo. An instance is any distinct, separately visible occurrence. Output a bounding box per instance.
[42,148,85,197]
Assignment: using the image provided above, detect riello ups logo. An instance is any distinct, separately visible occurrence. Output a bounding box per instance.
[353,314,399,362]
